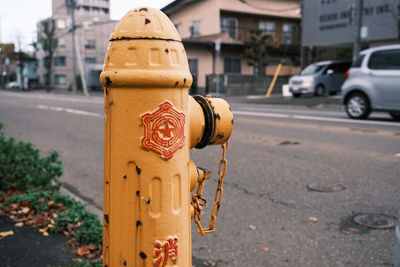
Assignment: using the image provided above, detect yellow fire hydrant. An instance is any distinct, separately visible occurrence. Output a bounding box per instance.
[100,7,233,267]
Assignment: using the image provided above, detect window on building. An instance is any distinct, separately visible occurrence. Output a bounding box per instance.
[85,57,96,64]
[259,21,275,35]
[283,23,297,44]
[189,20,201,37]
[174,24,180,32]
[102,8,109,14]
[54,74,67,85]
[221,17,238,39]
[58,38,66,48]
[85,40,96,49]
[224,58,241,73]
[54,56,66,66]
[56,19,66,29]
[92,7,100,15]
[188,59,198,75]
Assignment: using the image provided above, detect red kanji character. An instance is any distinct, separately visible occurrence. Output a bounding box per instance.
[154,237,178,266]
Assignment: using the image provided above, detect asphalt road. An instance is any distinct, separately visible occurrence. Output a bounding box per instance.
[0,90,399,266]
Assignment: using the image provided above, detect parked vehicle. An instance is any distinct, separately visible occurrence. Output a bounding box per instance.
[289,60,351,97]
[341,44,400,120]
[6,81,20,89]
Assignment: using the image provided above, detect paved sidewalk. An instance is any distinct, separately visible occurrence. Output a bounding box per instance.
[0,215,75,267]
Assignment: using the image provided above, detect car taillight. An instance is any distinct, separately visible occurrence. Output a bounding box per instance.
[344,70,350,80]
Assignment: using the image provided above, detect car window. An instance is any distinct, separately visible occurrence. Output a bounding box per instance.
[368,49,400,70]
[324,62,351,74]
[352,54,365,68]
[336,62,352,72]
[301,64,325,75]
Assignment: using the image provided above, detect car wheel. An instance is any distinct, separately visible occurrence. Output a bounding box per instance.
[292,93,301,98]
[346,93,371,119]
[314,85,325,96]
[389,112,400,121]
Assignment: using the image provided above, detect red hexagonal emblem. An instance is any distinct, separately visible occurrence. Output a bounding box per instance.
[141,101,185,160]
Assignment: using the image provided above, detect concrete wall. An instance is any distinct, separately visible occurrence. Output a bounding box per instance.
[206,74,290,95]
[186,47,213,88]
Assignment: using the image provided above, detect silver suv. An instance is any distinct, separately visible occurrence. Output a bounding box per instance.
[341,44,400,120]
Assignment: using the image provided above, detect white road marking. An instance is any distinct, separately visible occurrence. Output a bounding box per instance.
[37,105,103,118]
[0,91,103,104]
[395,153,400,157]
[238,106,344,116]
[234,111,400,127]
[232,111,289,118]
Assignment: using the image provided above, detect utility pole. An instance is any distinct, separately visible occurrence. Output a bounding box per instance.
[0,15,2,44]
[353,0,363,61]
[69,0,78,94]
[68,0,88,96]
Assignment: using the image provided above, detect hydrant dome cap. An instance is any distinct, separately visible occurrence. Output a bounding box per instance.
[110,7,181,42]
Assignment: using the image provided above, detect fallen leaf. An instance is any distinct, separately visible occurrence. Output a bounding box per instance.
[0,230,14,240]
[86,253,97,259]
[207,260,216,266]
[15,222,24,227]
[20,202,31,208]
[42,231,49,236]
[87,244,96,250]
[73,258,83,263]
[77,247,91,256]
[21,207,30,214]
[10,204,19,210]
[39,228,48,233]
[13,217,28,222]
[347,227,360,233]
[262,247,270,252]
[48,201,54,206]
[249,224,257,230]
[309,217,319,223]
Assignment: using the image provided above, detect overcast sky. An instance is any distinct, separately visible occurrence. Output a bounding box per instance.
[0,0,174,51]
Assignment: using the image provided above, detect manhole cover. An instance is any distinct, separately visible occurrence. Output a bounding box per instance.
[307,184,346,192]
[354,214,397,229]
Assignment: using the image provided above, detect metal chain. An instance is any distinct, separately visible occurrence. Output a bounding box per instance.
[192,141,229,236]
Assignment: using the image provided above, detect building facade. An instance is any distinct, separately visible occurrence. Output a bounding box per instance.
[301,0,400,66]
[162,0,302,91]
[37,0,117,91]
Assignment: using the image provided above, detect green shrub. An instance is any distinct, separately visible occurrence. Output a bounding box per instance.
[1,122,102,249]
[0,125,63,191]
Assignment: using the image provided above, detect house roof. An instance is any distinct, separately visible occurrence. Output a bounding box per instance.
[162,0,301,19]
[162,0,203,15]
